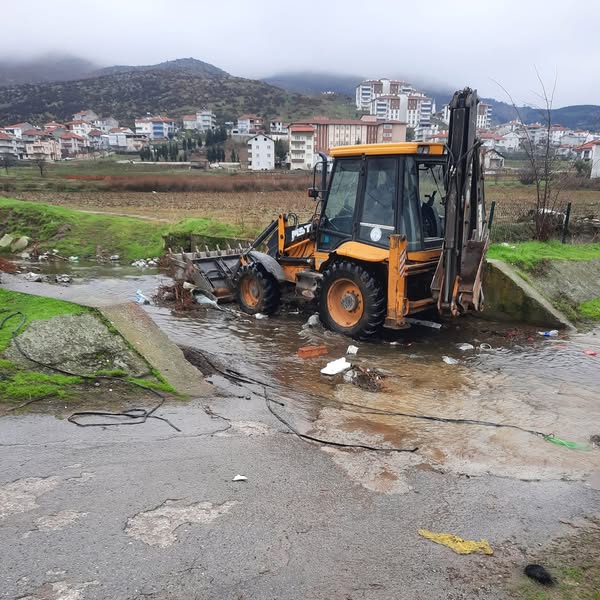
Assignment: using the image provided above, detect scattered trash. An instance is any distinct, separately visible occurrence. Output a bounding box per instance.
[442,356,459,365]
[524,564,555,586]
[109,254,120,261]
[135,290,151,305]
[254,312,267,320]
[346,344,359,355]
[306,314,320,327]
[232,475,248,482]
[345,366,386,392]
[0,234,14,249]
[405,317,442,329]
[584,349,598,356]
[131,259,148,268]
[538,330,559,337]
[23,272,43,282]
[131,258,159,268]
[418,529,493,556]
[69,256,79,262]
[298,345,328,359]
[321,357,352,375]
[457,343,474,351]
[20,251,31,260]
[479,343,493,351]
[192,290,222,310]
[55,274,72,285]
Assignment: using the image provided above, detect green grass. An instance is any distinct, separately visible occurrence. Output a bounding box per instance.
[488,241,600,271]
[0,197,167,260]
[578,298,600,320]
[0,197,255,260]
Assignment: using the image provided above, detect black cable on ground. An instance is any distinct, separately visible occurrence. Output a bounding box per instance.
[0,310,180,431]
[264,389,418,453]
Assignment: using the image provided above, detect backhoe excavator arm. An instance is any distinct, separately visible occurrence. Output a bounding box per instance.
[431,87,489,315]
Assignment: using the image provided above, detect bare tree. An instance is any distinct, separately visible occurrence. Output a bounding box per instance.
[0,154,14,175]
[496,69,564,240]
[34,158,47,177]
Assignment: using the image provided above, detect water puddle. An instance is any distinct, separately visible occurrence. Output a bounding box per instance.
[5,264,600,486]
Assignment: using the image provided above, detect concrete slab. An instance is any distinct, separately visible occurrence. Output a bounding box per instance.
[483,259,574,329]
[98,302,212,397]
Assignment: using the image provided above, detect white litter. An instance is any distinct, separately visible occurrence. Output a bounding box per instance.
[538,330,559,337]
[321,357,352,375]
[442,356,459,365]
[254,313,268,319]
[346,345,359,355]
[68,256,79,262]
[479,343,493,351]
[457,343,475,351]
[23,272,43,282]
[306,314,320,327]
[405,317,442,329]
[232,475,248,482]
[135,290,151,304]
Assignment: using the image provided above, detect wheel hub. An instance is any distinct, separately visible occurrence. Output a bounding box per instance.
[340,291,359,311]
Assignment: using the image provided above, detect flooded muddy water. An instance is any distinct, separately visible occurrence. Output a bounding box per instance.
[5,264,600,487]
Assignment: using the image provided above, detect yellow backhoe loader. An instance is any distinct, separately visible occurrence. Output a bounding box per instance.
[169,87,489,339]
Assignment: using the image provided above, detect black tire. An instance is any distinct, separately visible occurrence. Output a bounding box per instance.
[235,262,280,315]
[318,260,386,339]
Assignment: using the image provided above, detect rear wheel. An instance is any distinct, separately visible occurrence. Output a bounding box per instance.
[318,261,386,339]
[236,263,280,315]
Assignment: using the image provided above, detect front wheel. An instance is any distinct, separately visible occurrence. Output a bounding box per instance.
[318,261,386,339]
[235,263,280,315]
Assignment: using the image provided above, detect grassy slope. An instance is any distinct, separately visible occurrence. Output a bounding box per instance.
[0,290,88,400]
[0,197,254,260]
[488,241,600,270]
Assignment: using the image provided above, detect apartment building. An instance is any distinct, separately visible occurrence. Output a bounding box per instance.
[182,110,217,131]
[237,114,264,135]
[65,120,94,138]
[135,117,175,139]
[0,131,19,157]
[355,79,415,110]
[368,95,407,121]
[406,95,433,128]
[25,139,61,161]
[247,134,275,170]
[288,116,407,155]
[59,132,87,157]
[270,119,288,134]
[92,117,119,133]
[476,103,492,130]
[4,122,34,139]
[288,125,315,169]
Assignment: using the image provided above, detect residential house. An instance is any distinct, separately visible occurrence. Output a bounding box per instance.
[591,142,600,178]
[134,117,175,140]
[25,139,61,161]
[4,122,34,139]
[247,134,275,170]
[72,109,99,122]
[59,132,87,157]
[496,131,521,152]
[269,119,288,134]
[479,132,503,149]
[65,120,94,138]
[87,129,104,150]
[237,115,264,135]
[482,148,505,172]
[0,131,18,158]
[575,141,595,161]
[107,127,146,152]
[135,119,153,137]
[44,121,67,132]
[92,117,119,133]
[182,115,198,130]
[288,125,315,170]
[549,125,570,145]
[20,129,44,144]
[196,110,216,131]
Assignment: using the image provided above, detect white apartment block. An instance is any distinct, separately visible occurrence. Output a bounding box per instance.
[3,122,34,139]
[270,120,288,134]
[92,117,119,133]
[247,134,275,170]
[355,79,415,110]
[476,103,492,130]
[591,142,600,178]
[288,125,315,170]
[237,115,263,134]
[197,110,216,131]
[406,95,433,128]
[135,119,153,137]
[369,95,407,121]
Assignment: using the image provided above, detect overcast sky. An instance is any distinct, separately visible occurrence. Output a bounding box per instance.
[2,0,596,107]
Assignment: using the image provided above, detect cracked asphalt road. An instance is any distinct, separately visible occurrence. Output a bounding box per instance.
[1,388,599,600]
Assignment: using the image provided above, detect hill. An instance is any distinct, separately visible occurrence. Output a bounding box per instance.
[262,71,363,97]
[0,53,100,87]
[94,57,228,79]
[0,67,357,125]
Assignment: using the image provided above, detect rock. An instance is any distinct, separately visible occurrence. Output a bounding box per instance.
[23,272,44,282]
[3,313,151,377]
[55,274,72,284]
[0,234,14,249]
[11,236,30,252]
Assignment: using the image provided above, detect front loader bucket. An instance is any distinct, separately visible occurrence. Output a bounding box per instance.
[168,245,249,301]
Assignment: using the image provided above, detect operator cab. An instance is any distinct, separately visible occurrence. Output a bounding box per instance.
[316,143,446,254]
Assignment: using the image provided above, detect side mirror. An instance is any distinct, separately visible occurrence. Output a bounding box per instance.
[307,187,319,199]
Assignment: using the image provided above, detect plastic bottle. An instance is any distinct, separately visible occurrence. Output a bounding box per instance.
[537,330,558,337]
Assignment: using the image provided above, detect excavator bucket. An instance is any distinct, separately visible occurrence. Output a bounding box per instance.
[168,244,249,301]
